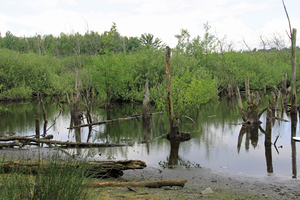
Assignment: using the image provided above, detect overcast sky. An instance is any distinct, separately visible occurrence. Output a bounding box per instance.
[1,0,299,50]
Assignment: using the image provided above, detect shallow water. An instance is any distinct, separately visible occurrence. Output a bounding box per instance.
[0,96,299,179]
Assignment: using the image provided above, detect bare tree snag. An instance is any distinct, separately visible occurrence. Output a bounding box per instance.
[245,76,250,100]
[142,79,150,119]
[237,78,268,124]
[87,179,187,188]
[0,160,146,178]
[35,101,40,138]
[290,28,297,113]
[165,46,180,138]
[40,96,48,137]
[282,1,297,113]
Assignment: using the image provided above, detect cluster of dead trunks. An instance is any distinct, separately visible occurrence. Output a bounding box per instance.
[236,76,291,125]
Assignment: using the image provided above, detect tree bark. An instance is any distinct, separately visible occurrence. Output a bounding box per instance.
[142,79,150,119]
[67,112,163,129]
[165,46,179,138]
[290,28,297,113]
[245,76,250,100]
[0,160,146,178]
[0,136,132,148]
[87,179,187,188]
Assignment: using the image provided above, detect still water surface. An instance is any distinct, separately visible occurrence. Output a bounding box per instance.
[0,96,299,179]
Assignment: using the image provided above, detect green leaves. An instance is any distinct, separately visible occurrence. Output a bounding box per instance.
[157,68,218,119]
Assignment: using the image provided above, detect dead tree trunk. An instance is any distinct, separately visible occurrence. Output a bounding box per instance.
[290,28,297,113]
[142,79,150,119]
[35,101,40,138]
[0,136,132,148]
[40,96,48,137]
[245,76,250,100]
[165,46,180,138]
[237,77,268,124]
[0,160,146,178]
[88,179,187,188]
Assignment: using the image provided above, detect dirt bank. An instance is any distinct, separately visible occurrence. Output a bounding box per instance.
[1,148,299,199]
[122,164,300,199]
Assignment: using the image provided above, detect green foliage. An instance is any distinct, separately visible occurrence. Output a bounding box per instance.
[0,21,299,104]
[140,33,164,49]
[156,68,218,119]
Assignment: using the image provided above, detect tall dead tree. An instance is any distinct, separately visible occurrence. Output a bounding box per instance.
[165,46,179,137]
[282,0,297,113]
[142,79,150,119]
[290,28,297,113]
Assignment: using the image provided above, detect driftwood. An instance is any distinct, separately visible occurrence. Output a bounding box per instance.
[67,112,164,129]
[0,136,131,148]
[0,160,146,178]
[87,179,187,188]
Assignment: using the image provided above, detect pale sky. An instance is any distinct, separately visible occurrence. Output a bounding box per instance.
[1,0,299,50]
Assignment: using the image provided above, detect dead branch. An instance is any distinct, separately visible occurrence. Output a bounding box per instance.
[86,179,187,188]
[180,116,195,125]
[0,136,132,148]
[282,0,292,38]
[67,112,164,129]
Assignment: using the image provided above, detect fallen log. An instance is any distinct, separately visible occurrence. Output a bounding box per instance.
[0,136,132,148]
[86,179,187,188]
[67,111,164,129]
[0,160,146,178]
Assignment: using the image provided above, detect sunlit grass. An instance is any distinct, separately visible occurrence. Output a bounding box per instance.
[0,157,95,200]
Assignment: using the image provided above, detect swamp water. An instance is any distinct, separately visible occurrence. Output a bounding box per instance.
[0,96,299,180]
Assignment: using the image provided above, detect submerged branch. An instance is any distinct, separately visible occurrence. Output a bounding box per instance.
[67,111,164,129]
[0,136,131,148]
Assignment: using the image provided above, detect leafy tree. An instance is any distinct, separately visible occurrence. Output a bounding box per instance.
[140,33,164,49]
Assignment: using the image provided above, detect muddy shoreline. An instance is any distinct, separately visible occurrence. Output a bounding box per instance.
[123,164,300,199]
[1,148,299,199]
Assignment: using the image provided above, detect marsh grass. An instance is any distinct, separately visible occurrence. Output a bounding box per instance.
[0,157,95,200]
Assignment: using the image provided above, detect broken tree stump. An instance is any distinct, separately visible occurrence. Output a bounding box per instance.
[86,179,187,188]
[0,160,146,178]
[236,78,268,124]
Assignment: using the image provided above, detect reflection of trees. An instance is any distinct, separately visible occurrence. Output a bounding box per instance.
[237,124,259,153]
[159,140,200,168]
[237,122,274,174]
[143,117,151,155]
[291,113,297,179]
[168,140,180,166]
[237,106,299,176]
[264,119,273,173]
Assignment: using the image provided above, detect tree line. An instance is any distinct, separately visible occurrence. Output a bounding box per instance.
[0,23,299,106]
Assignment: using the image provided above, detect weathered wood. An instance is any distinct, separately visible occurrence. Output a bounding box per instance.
[67,112,163,129]
[237,81,267,124]
[142,79,150,119]
[0,160,146,178]
[35,101,40,138]
[87,179,187,188]
[245,76,250,100]
[290,28,297,113]
[0,136,132,148]
[165,46,180,138]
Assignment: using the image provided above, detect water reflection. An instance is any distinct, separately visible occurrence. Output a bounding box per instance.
[291,113,297,179]
[142,117,151,155]
[0,97,299,179]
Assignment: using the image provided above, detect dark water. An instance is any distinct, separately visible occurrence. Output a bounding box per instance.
[0,96,299,179]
